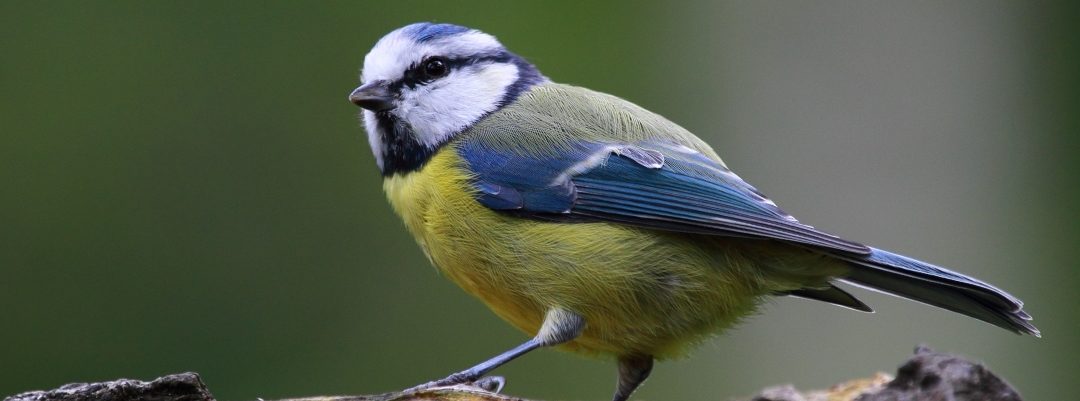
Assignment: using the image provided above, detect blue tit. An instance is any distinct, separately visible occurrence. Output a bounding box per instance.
[347,22,1038,401]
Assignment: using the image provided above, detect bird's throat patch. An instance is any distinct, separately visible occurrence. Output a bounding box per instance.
[376,112,437,176]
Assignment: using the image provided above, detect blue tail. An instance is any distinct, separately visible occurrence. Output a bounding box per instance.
[837,248,1039,336]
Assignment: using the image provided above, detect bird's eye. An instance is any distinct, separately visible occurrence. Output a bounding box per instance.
[422,57,449,80]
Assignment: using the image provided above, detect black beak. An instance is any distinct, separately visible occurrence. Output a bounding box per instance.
[348,80,396,112]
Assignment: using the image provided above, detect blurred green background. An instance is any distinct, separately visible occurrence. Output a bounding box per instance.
[2,1,1077,400]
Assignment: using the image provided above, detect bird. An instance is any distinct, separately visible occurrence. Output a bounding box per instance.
[347,22,1039,401]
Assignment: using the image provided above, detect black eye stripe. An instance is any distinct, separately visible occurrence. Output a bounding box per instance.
[390,52,517,91]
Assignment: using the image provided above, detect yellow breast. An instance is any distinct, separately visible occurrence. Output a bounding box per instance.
[382,147,773,358]
[383,149,548,335]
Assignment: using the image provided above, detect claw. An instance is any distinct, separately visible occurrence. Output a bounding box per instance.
[474,376,505,393]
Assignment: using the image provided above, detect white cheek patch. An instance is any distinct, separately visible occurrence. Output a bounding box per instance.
[401,62,520,148]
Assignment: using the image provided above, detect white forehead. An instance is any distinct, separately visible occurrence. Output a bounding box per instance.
[361,24,504,83]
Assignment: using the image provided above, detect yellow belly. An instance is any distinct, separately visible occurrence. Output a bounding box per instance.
[383,148,782,358]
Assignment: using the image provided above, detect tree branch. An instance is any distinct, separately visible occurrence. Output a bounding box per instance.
[3,345,1024,401]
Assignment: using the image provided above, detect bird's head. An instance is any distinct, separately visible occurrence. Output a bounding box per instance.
[349,23,546,175]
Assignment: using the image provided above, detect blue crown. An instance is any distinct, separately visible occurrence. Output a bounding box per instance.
[405,22,471,43]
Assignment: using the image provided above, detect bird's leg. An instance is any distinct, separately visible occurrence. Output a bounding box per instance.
[405,308,585,393]
[611,354,654,401]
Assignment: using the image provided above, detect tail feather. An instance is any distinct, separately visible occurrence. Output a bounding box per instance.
[784,284,874,313]
[837,248,1039,337]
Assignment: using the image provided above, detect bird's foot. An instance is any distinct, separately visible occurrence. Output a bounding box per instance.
[403,374,505,394]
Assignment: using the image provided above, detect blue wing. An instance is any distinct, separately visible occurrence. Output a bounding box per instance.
[460,139,871,255]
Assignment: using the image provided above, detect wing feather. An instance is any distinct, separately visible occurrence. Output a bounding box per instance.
[461,140,870,255]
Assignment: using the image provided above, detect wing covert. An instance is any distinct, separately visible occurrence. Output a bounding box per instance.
[460,139,870,255]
